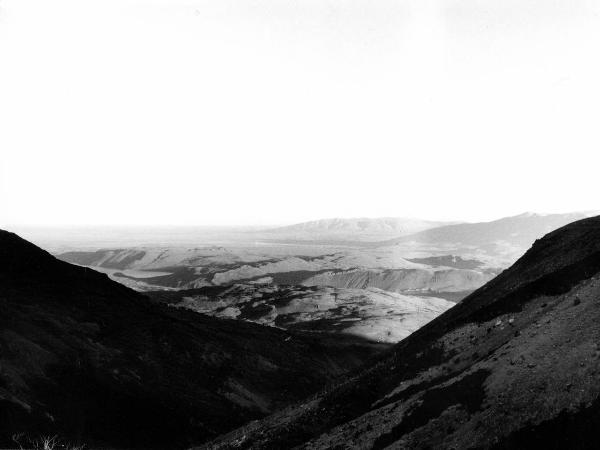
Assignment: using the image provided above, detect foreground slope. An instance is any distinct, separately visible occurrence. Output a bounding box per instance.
[204,215,600,449]
[0,230,387,449]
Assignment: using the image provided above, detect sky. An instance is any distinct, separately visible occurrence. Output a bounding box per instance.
[1,0,600,227]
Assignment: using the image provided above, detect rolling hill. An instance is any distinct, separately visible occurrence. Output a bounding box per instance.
[56,246,492,299]
[203,214,600,449]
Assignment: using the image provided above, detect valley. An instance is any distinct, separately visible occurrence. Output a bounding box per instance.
[2,212,600,449]
[4,0,600,446]
[50,213,587,344]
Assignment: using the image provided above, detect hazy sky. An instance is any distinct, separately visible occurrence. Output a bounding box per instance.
[1,0,599,226]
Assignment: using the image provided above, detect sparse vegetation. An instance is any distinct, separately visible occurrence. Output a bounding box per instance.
[11,433,85,450]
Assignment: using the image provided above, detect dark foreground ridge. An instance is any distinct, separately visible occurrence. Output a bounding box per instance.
[0,230,388,449]
[203,215,600,449]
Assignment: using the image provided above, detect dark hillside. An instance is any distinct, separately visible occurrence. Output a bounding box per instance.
[0,231,386,449]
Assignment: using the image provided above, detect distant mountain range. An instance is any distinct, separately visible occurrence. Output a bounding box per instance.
[376,212,591,248]
[262,212,599,245]
[369,212,598,266]
[263,217,456,241]
[203,214,600,449]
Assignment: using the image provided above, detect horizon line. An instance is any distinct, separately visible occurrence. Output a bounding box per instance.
[3,210,596,230]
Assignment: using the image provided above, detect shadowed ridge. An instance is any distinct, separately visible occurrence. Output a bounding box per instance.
[0,229,137,300]
[0,228,82,276]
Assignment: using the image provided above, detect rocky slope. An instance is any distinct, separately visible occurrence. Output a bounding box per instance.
[0,230,388,449]
[202,215,600,449]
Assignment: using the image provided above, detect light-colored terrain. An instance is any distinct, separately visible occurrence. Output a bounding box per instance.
[53,213,585,298]
[302,267,495,294]
[154,284,454,343]
[57,245,498,299]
